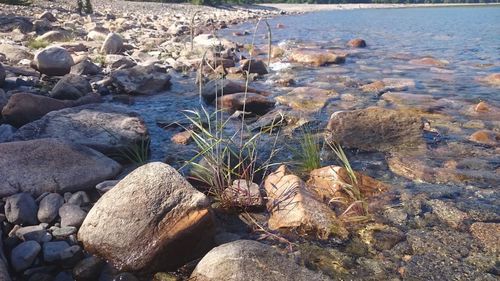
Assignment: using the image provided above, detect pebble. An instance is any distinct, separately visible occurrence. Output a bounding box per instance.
[51,226,78,239]
[11,240,41,272]
[5,193,39,225]
[38,193,65,223]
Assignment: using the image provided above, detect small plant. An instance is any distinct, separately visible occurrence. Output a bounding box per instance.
[117,138,151,165]
[291,128,322,174]
[27,39,50,49]
[93,55,106,66]
[327,141,370,222]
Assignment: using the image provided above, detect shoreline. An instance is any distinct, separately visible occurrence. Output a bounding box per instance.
[260,3,500,13]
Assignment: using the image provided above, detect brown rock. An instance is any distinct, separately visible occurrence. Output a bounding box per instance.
[171,130,192,145]
[78,162,214,272]
[469,130,498,146]
[347,38,366,48]
[474,101,490,112]
[470,222,500,253]
[409,57,448,68]
[240,59,268,75]
[217,92,274,115]
[264,165,348,240]
[201,79,264,103]
[479,73,500,86]
[326,107,424,152]
[308,165,388,203]
[290,49,346,66]
[222,180,264,208]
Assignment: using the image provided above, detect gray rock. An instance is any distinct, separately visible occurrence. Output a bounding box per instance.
[71,59,102,76]
[0,62,5,87]
[32,46,74,76]
[0,124,16,143]
[43,241,70,263]
[50,74,92,100]
[67,191,90,207]
[59,204,87,227]
[0,44,33,64]
[12,104,149,156]
[190,240,331,281]
[78,162,214,272]
[59,245,84,267]
[51,226,77,239]
[39,11,57,22]
[15,225,52,243]
[95,180,118,194]
[110,65,171,95]
[10,241,41,272]
[0,15,33,33]
[101,33,123,55]
[38,193,65,223]
[428,199,468,229]
[326,107,424,152]
[105,54,136,69]
[72,256,105,281]
[0,139,121,197]
[5,193,38,225]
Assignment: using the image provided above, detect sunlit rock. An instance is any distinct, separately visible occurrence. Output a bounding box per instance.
[276,87,338,112]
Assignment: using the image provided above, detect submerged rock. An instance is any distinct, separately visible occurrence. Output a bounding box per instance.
[32,46,74,76]
[264,165,348,240]
[78,162,214,272]
[469,130,498,146]
[347,38,366,48]
[276,87,338,112]
[478,73,500,87]
[217,92,274,115]
[0,138,121,197]
[290,49,346,66]
[190,240,332,281]
[326,107,424,152]
[240,59,268,75]
[11,103,148,156]
[110,65,171,95]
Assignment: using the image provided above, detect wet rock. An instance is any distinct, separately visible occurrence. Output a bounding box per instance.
[470,222,500,253]
[264,165,348,240]
[5,193,38,225]
[0,43,33,64]
[36,30,72,43]
[362,78,416,94]
[101,33,124,55]
[276,87,338,112]
[11,241,41,272]
[50,74,92,100]
[38,193,65,223]
[71,59,102,76]
[290,49,346,66]
[407,228,473,259]
[222,180,264,208]
[191,240,332,281]
[217,92,274,115]
[0,139,121,197]
[383,207,408,226]
[59,204,87,228]
[347,38,366,48]
[43,241,71,263]
[201,79,263,103]
[0,15,33,33]
[1,92,100,127]
[326,107,424,152]
[478,73,500,87]
[0,124,16,143]
[32,46,74,76]
[110,65,171,95]
[427,199,468,229]
[358,223,405,252]
[469,130,498,146]
[12,103,148,156]
[113,272,139,281]
[240,59,268,75]
[409,57,448,68]
[78,162,214,272]
[308,165,388,203]
[72,256,105,281]
[171,130,192,145]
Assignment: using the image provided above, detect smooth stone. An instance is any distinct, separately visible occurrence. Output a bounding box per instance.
[59,204,87,228]
[11,241,41,272]
[110,65,171,95]
[5,193,38,225]
[43,241,71,263]
[101,33,124,55]
[50,74,92,100]
[15,225,52,243]
[72,256,106,281]
[38,193,65,223]
[51,226,78,239]
[67,191,91,207]
[0,124,16,143]
[31,46,74,76]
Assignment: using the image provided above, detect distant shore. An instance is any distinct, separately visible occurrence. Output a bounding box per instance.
[262,3,500,13]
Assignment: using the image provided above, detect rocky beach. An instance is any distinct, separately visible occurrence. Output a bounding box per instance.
[0,0,499,280]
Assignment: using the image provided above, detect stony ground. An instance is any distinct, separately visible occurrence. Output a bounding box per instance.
[0,1,499,281]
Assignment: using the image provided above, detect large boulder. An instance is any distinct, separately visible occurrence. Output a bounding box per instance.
[110,65,171,95]
[326,107,424,152]
[50,74,92,100]
[0,138,121,197]
[290,49,346,66]
[190,240,331,281]
[11,103,148,156]
[78,162,214,272]
[32,46,74,76]
[1,92,100,128]
[264,165,348,240]
[100,33,123,55]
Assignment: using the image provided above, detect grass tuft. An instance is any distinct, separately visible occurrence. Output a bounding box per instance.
[27,39,50,49]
